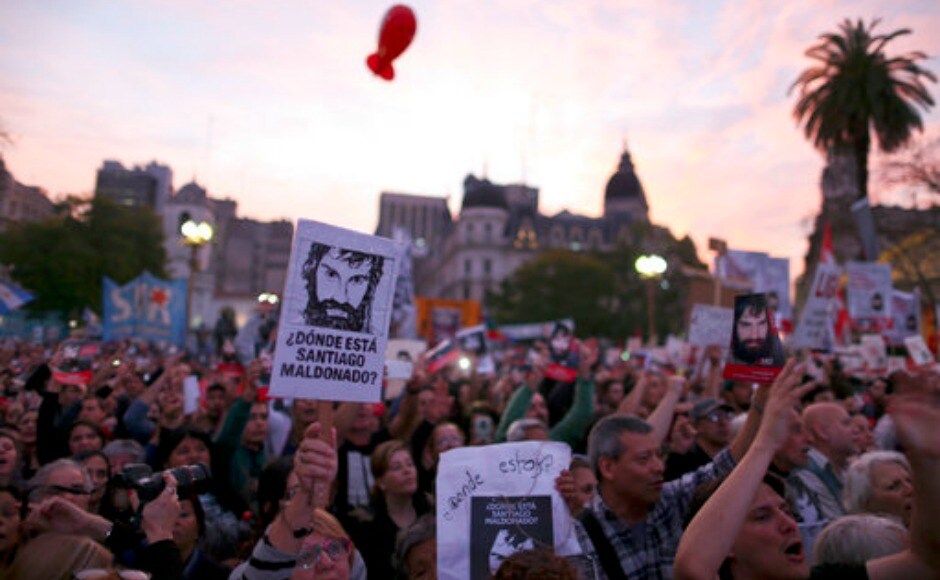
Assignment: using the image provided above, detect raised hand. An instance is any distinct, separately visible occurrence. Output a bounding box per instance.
[754,359,813,450]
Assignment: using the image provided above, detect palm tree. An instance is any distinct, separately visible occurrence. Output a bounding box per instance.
[790,18,936,200]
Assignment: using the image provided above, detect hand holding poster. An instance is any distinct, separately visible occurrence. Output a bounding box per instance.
[437,442,581,580]
[269,220,401,402]
[723,293,785,383]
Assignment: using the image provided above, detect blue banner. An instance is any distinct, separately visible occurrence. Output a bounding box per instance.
[102,272,187,345]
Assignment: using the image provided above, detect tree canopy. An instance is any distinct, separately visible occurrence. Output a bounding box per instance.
[790,18,936,200]
[0,196,167,316]
[487,228,703,341]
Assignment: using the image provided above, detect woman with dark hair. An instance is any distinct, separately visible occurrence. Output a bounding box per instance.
[158,427,248,567]
[347,439,432,580]
[75,450,110,515]
[414,421,465,495]
[68,420,106,456]
[15,410,39,480]
[0,431,22,487]
[173,492,230,579]
[0,483,23,576]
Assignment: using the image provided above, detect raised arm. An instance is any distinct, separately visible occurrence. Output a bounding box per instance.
[549,341,599,445]
[617,370,648,416]
[647,375,685,445]
[727,379,772,463]
[674,360,811,580]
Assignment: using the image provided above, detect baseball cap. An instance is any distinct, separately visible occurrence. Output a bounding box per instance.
[690,398,734,422]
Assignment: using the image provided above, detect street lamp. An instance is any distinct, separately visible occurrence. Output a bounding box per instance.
[258,292,279,305]
[181,219,214,335]
[635,254,667,345]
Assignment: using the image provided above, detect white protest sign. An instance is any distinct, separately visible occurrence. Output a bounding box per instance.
[790,264,841,351]
[437,442,581,580]
[905,335,935,367]
[887,356,907,374]
[860,334,887,372]
[688,304,733,347]
[836,345,865,374]
[183,375,200,415]
[270,220,401,402]
[846,262,892,331]
[886,290,920,346]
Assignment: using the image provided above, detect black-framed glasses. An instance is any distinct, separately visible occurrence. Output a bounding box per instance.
[41,484,92,497]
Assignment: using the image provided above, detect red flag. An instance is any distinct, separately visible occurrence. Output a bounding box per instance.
[820,221,836,266]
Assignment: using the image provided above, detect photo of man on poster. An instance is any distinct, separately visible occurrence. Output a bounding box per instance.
[729,293,785,367]
[302,242,385,334]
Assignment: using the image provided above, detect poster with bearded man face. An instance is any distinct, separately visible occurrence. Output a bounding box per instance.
[270,220,401,402]
[723,293,786,384]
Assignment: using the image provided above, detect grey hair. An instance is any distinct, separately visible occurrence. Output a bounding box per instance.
[102,438,146,463]
[395,513,435,577]
[506,418,547,442]
[587,415,652,479]
[843,451,911,515]
[813,514,908,566]
[28,458,93,499]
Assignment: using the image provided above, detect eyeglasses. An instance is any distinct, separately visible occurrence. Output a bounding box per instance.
[435,437,464,448]
[41,484,92,497]
[298,538,352,569]
[73,569,150,579]
[703,411,732,423]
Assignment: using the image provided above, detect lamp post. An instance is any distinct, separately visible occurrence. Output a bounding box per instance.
[635,254,667,345]
[181,220,214,338]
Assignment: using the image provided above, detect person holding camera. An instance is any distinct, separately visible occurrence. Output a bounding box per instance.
[20,471,184,579]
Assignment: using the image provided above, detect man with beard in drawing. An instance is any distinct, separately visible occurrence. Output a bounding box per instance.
[303,243,384,334]
[730,293,785,366]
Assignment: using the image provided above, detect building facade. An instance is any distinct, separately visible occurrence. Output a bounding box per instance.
[377,149,657,303]
[0,158,55,232]
[374,191,453,257]
[94,160,172,212]
[162,180,293,329]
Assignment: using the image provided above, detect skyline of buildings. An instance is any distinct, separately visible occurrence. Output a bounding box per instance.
[2,142,937,333]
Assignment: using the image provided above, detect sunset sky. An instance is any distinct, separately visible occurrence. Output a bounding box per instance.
[2,1,938,277]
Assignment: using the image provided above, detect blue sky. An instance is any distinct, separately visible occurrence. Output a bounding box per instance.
[1,0,938,276]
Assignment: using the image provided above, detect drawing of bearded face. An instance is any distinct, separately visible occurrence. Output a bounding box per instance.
[488,528,535,574]
[303,243,384,333]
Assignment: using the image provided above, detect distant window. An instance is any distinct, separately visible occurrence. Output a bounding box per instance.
[466,223,475,242]
[464,283,471,300]
[465,259,472,275]
[484,258,492,275]
[484,222,492,242]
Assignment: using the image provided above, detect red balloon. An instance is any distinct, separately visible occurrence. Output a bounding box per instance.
[366,5,417,81]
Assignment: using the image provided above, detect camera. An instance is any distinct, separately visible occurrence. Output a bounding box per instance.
[113,463,211,505]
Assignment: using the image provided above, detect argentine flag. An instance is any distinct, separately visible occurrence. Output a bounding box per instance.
[0,281,35,314]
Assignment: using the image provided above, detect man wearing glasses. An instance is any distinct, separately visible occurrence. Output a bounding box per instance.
[664,398,735,481]
[27,458,94,512]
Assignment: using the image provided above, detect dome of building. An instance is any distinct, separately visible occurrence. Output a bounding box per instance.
[604,151,647,203]
[174,181,208,204]
[461,175,509,211]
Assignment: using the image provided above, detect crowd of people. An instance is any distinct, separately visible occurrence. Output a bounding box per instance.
[0,303,938,580]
